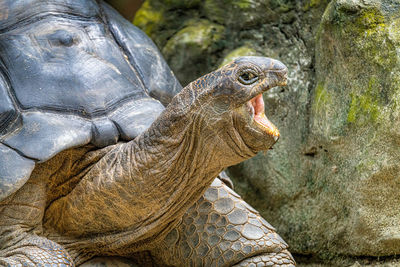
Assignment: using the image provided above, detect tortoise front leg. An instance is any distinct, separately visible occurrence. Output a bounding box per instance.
[149,178,295,267]
[0,234,73,266]
[0,176,73,266]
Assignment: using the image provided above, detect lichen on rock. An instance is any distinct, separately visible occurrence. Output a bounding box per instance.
[133,1,164,37]
[162,19,225,85]
[310,0,400,257]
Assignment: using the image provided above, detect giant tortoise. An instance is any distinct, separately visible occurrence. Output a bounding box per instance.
[0,0,294,266]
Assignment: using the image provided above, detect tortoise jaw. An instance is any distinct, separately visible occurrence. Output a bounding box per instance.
[248,94,280,141]
[244,67,286,141]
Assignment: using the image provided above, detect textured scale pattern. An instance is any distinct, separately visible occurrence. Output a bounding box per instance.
[151,179,295,266]
[232,251,295,267]
[0,236,72,266]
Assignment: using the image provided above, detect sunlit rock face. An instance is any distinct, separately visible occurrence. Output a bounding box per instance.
[308,0,400,256]
[134,0,400,260]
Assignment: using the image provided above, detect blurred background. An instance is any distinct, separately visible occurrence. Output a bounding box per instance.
[105,0,144,21]
[106,0,400,266]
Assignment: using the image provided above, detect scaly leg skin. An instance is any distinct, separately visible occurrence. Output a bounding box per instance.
[232,249,295,267]
[0,173,73,266]
[0,234,73,266]
[149,178,296,266]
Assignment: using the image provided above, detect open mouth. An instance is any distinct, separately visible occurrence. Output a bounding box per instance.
[248,94,280,140]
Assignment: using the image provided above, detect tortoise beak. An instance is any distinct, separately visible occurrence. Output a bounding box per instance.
[254,58,288,95]
[237,57,287,140]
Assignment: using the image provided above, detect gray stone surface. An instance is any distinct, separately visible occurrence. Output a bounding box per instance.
[305,0,400,257]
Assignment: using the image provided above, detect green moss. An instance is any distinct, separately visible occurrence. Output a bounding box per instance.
[269,0,294,12]
[347,93,378,124]
[328,4,386,37]
[356,8,386,36]
[205,0,253,13]
[329,4,397,69]
[161,19,225,85]
[303,0,322,11]
[203,0,274,27]
[133,1,163,37]
[218,46,257,67]
[310,0,321,7]
[235,0,252,9]
[334,6,387,42]
[347,77,382,125]
[313,81,331,112]
[162,20,225,56]
[388,18,400,45]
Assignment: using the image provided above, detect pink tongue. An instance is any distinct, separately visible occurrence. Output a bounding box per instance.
[250,94,280,138]
[252,93,265,115]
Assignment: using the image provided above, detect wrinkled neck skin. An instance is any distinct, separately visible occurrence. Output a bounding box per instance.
[113,84,257,249]
[136,85,256,180]
[44,83,256,261]
[131,84,256,219]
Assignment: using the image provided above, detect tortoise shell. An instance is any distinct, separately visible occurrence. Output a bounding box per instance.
[0,0,182,201]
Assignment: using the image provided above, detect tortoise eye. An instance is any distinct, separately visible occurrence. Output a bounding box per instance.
[238,70,259,85]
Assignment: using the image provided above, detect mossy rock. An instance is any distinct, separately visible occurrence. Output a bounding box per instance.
[204,0,275,28]
[133,1,164,37]
[133,0,203,48]
[162,20,225,85]
[305,0,400,256]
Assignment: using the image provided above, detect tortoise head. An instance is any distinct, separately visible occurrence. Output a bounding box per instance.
[175,56,287,155]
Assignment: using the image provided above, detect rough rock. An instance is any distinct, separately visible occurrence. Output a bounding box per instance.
[162,19,225,85]
[134,0,400,262]
[306,0,400,257]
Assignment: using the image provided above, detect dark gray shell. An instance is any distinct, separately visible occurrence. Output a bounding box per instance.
[0,0,182,201]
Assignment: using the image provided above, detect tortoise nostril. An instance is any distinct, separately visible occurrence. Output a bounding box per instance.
[271,60,287,71]
[268,68,288,86]
[276,69,287,79]
[275,71,288,86]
